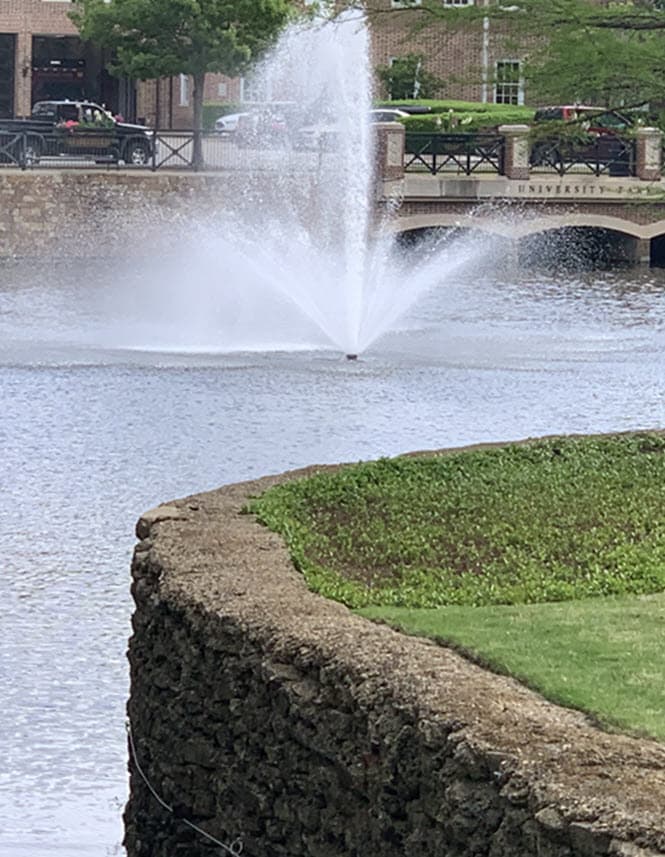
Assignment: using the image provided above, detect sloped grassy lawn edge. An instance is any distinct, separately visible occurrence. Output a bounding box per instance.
[249,432,665,609]
[357,595,665,742]
[248,431,665,742]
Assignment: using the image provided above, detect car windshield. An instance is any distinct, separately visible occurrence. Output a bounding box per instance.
[534,108,565,121]
[582,110,628,129]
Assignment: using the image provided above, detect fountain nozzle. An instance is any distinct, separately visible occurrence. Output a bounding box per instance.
[346,353,358,361]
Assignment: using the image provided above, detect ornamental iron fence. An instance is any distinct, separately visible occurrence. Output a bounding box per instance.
[404,132,506,176]
[0,128,349,171]
[0,127,640,179]
[529,135,635,177]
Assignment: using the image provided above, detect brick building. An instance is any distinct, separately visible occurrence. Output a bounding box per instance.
[0,0,139,119]
[366,0,526,105]
[0,0,528,128]
[0,0,226,126]
[200,0,531,123]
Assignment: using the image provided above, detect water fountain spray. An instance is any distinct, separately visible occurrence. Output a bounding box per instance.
[94,11,496,358]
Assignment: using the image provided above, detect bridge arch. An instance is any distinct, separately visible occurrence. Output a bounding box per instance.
[386,212,662,267]
[388,212,665,242]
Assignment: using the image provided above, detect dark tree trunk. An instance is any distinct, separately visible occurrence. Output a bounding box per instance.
[192,72,205,171]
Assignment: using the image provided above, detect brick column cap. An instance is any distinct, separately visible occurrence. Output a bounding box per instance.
[498,124,531,136]
[636,126,663,139]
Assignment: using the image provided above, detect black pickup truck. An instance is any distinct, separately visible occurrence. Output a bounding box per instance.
[0,100,156,166]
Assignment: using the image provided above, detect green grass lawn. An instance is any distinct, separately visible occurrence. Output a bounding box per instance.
[249,432,665,740]
[358,595,665,741]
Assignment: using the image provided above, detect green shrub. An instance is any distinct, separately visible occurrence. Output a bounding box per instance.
[376,54,444,101]
[399,106,534,134]
[382,97,535,119]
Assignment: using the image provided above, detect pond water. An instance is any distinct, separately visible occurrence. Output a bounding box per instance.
[0,258,664,856]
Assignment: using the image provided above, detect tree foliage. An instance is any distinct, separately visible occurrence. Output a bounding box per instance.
[376,53,444,100]
[373,0,665,108]
[71,0,295,162]
[71,0,294,80]
[517,1,665,106]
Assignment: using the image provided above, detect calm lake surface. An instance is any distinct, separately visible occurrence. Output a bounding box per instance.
[1,258,664,856]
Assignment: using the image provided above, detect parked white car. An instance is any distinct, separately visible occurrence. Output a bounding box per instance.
[293,108,408,151]
[214,112,250,135]
[215,102,300,137]
[369,108,410,123]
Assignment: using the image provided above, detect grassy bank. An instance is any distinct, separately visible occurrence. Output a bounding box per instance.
[250,433,665,609]
[359,595,665,741]
[249,432,665,740]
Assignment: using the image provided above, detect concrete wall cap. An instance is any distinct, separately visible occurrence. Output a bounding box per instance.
[636,127,663,138]
[498,124,531,134]
[135,504,189,539]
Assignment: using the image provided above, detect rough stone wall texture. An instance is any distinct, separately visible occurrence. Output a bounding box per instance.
[125,458,665,857]
[2,171,664,260]
[0,171,321,258]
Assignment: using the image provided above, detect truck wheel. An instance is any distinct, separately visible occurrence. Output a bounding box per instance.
[125,140,150,165]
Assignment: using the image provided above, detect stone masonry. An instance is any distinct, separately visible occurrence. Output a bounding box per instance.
[125,450,665,857]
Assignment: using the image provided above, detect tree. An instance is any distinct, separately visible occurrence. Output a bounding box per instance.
[376,53,444,100]
[71,0,295,167]
[370,0,665,110]
[512,1,665,107]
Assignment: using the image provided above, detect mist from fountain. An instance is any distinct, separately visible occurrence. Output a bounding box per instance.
[1,10,499,361]
[118,9,496,359]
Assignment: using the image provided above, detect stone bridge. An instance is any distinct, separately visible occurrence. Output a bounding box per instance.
[0,124,664,264]
[375,123,665,265]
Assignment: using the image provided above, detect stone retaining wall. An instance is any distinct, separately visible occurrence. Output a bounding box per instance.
[2,171,664,261]
[0,170,318,258]
[125,457,665,857]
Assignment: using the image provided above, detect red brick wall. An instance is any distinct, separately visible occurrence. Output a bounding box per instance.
[0,0,78,33]
[365,0,528,104]
[0,0,78,115]
[0,0,540,126]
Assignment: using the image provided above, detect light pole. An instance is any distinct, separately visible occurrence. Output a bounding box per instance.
[481,0,490,104]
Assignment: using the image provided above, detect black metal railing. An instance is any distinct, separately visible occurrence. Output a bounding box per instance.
[404,132,506,176]
[0,127,640,178]
[0,128,328,171]
[530,135,635,177]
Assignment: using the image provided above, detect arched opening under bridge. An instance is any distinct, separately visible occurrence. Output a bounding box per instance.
[650,234,665,267]
[389,217,655,270]
[518,227,649,270]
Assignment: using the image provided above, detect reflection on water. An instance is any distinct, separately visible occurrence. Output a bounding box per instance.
[0,259,664,856]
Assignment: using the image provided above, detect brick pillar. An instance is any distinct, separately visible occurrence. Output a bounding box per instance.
[635,127,662,181]
[631,236,651,266]
[498,124,531,180]
[373,121,405,202]
[15,32,32,118]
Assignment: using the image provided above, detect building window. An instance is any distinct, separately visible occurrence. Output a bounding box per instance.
[442,0,474,6]
[240,75,269,103]
[494,60,523,105]
[179,74,189,107]
[0,34,15,118]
